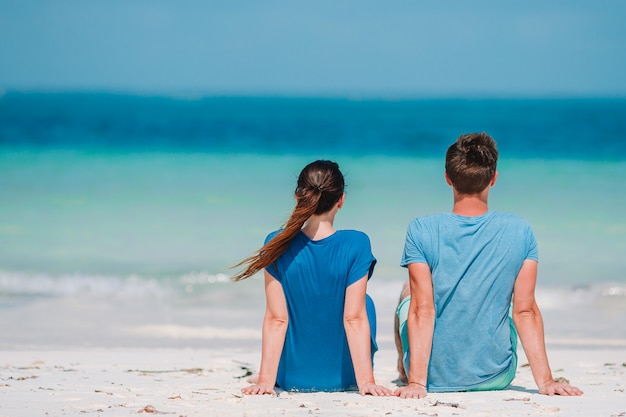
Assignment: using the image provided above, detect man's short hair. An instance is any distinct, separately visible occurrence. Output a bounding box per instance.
[445,132,498,195]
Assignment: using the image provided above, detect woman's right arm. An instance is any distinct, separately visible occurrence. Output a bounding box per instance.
[241,270,289,395]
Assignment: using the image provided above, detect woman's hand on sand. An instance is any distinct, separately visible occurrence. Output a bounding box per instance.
[394,384,428,399]
[539,380,584,396]
[359,382,394,396]
[241,384,277,396]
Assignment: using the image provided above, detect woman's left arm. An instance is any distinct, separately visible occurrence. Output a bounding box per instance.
[241,270,289,395]
[344,276,393,396]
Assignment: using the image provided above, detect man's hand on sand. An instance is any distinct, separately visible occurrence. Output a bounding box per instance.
[394,383,428,399]
[539,380,583,396]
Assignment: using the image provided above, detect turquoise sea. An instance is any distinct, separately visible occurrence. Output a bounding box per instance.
[1,93,625,349]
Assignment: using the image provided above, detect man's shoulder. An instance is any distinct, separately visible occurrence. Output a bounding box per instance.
[489,211,533,227]
[408,213,450,228]
[410,212,449,222]
[407,211,534,231]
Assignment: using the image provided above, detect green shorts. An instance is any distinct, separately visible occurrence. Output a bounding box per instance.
[396,296,518,391]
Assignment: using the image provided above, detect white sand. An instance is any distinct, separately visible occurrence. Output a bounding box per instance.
[1,346,624,417]
[2,279,625,416]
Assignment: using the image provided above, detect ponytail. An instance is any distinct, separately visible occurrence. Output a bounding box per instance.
[230,190,321,282]
[231,160,344,282]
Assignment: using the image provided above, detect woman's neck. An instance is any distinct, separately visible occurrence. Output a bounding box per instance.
[301,212,336,240]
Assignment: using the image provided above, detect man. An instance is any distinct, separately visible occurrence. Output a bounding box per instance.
[394,132,582,398]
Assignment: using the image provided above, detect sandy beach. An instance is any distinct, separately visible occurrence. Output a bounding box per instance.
[1,277,626,417]
[1,345,624,417]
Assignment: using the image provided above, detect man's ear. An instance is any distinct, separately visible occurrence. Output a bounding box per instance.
[491,171,498,186]
[444,171,453,186]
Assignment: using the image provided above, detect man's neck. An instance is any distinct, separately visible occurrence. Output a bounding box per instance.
[451,191,489,217]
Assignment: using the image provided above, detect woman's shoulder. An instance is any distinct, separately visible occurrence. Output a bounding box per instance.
[335,229,371,244]
[337,229,369,237]
[264,229,284,244]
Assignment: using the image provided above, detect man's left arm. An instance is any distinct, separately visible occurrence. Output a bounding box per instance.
[512,260,583,396]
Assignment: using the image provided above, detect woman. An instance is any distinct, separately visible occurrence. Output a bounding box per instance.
[232,160,391,396]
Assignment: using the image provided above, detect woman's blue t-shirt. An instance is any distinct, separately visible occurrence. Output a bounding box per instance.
[265,229,377,392]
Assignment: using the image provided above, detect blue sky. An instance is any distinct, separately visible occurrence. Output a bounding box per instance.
[1,0,625,97]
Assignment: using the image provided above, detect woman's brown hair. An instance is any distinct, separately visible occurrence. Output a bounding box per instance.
[231,160,345,282]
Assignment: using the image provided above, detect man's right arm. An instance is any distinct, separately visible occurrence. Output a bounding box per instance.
[395,262,435,399]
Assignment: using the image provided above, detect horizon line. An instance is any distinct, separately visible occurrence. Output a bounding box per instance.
[2,87,626,101]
